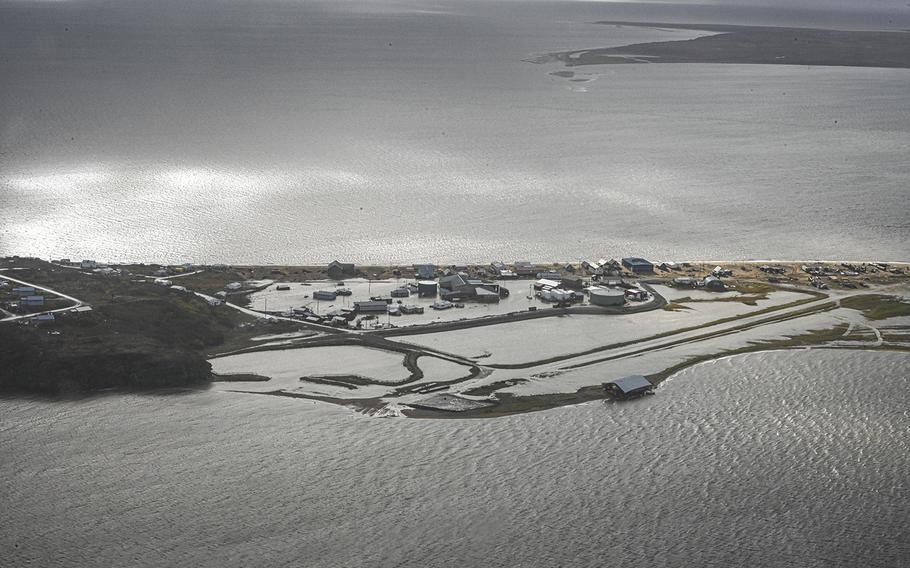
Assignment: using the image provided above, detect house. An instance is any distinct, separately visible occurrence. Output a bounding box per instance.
[536,270,561,280]
[672,277,698,288]
[413,264,436,279]
[513,261,538,277]
[327,260,355,278]
[11,286,35,296]
[31,313,56,323]
[438,274,468,290]
[621,257,654,274]
[602,259,622,274]
[624,288,648,301]
[22,295,45,307]
[602,375,654,398]
[390,287,410,298]
[560,278,585,290]
[534,278,561,291]
[703,276,726,291]
[80,260,97,269]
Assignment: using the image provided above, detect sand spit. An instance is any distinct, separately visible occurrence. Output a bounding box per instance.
[538,22,910,69]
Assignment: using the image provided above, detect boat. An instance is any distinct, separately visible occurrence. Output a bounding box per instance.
[431,300,453,310]
[335,287,353,296]
[275,284,291,291]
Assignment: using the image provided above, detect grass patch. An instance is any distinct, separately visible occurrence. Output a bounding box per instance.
[672,294,767,306]
[647,324,850,383]
[404,385,609,419]
[841,295,910,320]
[731,281,776,295]
[212,373,271,382]
[300,375,375,389]
[463,378,529,396]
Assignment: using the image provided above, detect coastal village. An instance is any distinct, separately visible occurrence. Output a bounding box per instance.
[3,254,904,329]
[1,254,909,416]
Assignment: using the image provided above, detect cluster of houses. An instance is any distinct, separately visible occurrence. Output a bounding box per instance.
[671,265,731,291]
[799,263,884,290]
[54,259,129,277]
[1,284,47,312]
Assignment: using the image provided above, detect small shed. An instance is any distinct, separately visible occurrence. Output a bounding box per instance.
[313,290,338,301]
[703,276,726,291]
[603,375,654,398]
[354,301,389,313]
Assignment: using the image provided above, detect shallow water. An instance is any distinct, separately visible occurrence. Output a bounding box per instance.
[2,0,909,263]
[2,349,907,567]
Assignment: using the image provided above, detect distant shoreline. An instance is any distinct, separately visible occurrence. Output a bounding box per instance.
[532,21,910,69]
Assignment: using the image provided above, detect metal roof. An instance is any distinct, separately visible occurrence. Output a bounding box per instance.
[607,375,652,394]
[621,257,653,266]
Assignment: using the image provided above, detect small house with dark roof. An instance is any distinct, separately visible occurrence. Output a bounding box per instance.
[621,257,654,274]
[603,375,654,398]
[413,264,436,279]
[327,260,355,278]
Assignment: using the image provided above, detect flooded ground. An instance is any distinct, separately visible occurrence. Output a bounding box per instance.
[249,278,588,326]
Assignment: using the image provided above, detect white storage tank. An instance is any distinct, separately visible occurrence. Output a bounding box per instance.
[589,287,625,306]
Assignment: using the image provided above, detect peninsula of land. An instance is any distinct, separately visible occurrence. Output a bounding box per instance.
[534,22,910,68]
[2,256,908,418]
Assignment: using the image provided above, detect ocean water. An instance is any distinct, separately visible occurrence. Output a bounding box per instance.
[2,0,909,263]
[2,349,907,567]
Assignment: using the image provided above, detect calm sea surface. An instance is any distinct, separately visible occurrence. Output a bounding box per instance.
[1,0,909,263]
[1,349,908,567]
